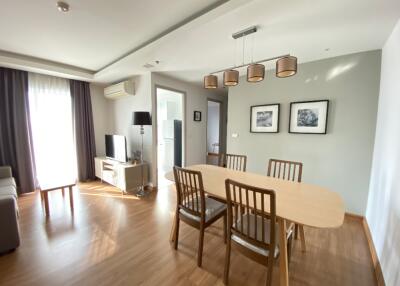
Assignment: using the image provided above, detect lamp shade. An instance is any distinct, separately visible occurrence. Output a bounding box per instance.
[247,64,265,82]
[276,56,297,78]
[204,75,218,89]
[133,111,152,126]
[223,70,239,86]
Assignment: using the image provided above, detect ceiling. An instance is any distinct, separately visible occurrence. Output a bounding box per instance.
[0,0,399,86]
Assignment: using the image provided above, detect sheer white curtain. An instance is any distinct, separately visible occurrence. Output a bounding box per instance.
[28,73,77,185]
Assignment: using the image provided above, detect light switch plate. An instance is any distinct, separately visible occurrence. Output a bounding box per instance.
[232,133,238,138]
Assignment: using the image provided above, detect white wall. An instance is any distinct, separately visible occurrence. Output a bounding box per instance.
[90,84,111,156]
[90,74,154,182]
[151,73,228,186]
[91,72,227,187]
[227,50,381,214]
[366,20,400,286]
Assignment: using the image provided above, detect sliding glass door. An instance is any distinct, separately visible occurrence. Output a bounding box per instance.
[28,73,77,185]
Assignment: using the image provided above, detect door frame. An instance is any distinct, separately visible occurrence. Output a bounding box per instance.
[206,98,223,156]
[154,85,187,187]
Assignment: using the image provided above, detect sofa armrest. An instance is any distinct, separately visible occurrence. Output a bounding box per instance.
[0,196,20,253]
[0,166,12,179]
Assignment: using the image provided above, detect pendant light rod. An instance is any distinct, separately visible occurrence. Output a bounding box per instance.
[209,54,290,75]
[232,26,258,39]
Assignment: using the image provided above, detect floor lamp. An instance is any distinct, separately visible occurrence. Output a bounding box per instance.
[132,111,152,197]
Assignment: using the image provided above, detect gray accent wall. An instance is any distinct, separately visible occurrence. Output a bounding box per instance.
[227,50,381,215]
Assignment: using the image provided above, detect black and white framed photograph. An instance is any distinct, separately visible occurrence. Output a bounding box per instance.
[289,100,329,134]
[250,104,280,133]
[193,111,202,121]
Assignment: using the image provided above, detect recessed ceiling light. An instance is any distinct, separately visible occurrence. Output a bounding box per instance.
[57,1,69,12]
[325,48,330,52]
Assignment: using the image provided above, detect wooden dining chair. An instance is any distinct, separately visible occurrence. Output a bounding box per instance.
[267,159,306,252]
[224,179,280,286]
[173,166,227,267]
[219,153,247,172]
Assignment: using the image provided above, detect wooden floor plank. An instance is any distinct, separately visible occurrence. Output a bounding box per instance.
[0,181,377,286]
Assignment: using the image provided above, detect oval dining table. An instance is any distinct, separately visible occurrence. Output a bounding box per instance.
[165,164,345,286]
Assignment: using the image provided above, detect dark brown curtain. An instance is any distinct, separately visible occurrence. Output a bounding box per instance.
[70,80,96,181]
[0,67,36,193]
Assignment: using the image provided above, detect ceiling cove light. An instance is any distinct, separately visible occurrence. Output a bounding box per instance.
[203,26,297,89]
[203,75,218,89]
[57,1,70,12]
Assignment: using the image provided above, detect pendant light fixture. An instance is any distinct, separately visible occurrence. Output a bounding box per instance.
[223,70,239,86]
[276,56,297,78]
[247,63,265,82]
[204,74,218,89]
[202,26,298,89]
[247,33,265,83]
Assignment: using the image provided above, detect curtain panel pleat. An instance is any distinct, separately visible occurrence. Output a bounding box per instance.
[0,67,36,193]
[70,80,96,181]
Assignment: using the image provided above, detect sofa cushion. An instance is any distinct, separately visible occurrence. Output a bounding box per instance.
[0,186,17,198]
[0,178,16,188]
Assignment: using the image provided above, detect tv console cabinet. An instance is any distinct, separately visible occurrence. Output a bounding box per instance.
[94,157,149,194]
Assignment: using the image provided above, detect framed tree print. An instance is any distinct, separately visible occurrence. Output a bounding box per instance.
[250,104,280,133]
[289,100,329,134]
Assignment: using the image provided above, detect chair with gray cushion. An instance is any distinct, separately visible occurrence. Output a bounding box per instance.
[173,166,227,267]
[224,178,288,286]
[0,166,20,254]
[267,158,306,253]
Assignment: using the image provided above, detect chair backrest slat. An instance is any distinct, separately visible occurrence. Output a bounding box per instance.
[173,166,206,219]
[225,179,276,250]
[219,153,247,172]
[267,159,303,182]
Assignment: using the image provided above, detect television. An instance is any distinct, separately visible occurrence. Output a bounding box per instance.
[105,134,127,162]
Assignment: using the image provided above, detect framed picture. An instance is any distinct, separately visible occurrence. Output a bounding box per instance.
[289,100,329,134]
[193,111,202,121]
[250,104,280,133]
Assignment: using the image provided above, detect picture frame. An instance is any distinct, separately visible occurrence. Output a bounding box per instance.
[289,100,329,134]
[193,111,202,122]
[250,104,280,133]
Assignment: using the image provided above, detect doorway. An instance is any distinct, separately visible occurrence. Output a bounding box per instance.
[156,87,184,188]
[206,100,222,165]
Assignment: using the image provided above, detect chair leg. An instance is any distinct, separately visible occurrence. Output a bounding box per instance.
[295,224,299,240]
[287,234,293,264]
[174,213,180,250]
[299,225,306,252]
[223,238,231,285]
[223,213,227,243]
[197,225,205,267]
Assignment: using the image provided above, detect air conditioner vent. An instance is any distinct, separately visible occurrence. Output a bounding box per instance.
[104,80,134,99]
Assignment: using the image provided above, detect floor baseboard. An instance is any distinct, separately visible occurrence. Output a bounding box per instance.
[362,217,386,286]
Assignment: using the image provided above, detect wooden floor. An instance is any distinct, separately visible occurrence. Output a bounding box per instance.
[0,181,377,286]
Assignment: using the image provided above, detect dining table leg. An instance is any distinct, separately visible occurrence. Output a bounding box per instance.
[278,217,289,286]
[170,212,177,242]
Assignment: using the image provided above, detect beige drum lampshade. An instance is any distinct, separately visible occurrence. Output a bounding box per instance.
[223,70,239,86]
[203,75,218,89]
[247,64,265,82]
[276,56,297,78]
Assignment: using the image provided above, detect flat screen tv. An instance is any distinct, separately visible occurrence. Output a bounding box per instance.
[105,134,127,162]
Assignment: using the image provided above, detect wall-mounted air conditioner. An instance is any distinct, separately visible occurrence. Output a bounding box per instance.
[104,80,134,99]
